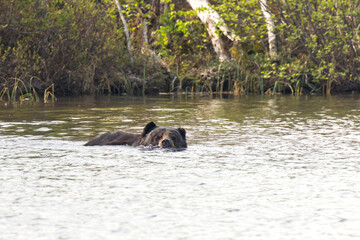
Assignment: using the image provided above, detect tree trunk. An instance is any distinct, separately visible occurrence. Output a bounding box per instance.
[259,0,278,61]
[186,0,239,61]
[137,2,171,72]
[114,0,134,63]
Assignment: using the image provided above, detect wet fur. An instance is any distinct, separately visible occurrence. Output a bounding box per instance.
[85,122,187,148]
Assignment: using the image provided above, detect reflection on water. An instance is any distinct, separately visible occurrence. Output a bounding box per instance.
[1,95,360,239]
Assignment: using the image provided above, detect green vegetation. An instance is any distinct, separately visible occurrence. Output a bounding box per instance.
[0,77,55,103]
[0,0,359,99]
[0,0,169,99]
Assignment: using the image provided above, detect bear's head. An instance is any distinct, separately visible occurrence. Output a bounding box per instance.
[139,122,187,149]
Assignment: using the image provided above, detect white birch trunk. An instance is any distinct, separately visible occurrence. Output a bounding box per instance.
[114,0,134,63]
[186,0,240,61]
[259,0,278,61]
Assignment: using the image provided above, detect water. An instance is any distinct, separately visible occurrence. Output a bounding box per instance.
[1,95,360,240]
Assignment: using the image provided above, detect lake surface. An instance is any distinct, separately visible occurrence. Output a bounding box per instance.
[1,94,360,240]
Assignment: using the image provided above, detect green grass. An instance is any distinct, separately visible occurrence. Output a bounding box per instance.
[0,78,55,103]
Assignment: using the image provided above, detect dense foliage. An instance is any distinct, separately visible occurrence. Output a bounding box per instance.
[0,0,169,97]
[272,0,360,94]
[0,0,359,99]
[161,0,360,94]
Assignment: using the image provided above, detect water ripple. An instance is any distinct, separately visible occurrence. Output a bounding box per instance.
[1,95,360,239]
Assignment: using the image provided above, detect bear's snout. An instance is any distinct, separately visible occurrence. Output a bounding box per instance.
[161,139,172,148]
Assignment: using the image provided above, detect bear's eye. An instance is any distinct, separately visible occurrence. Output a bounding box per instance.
[155,135,162,141]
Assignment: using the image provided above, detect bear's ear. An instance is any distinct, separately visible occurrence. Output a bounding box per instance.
[178,128,186,139]
[142,122,157,137]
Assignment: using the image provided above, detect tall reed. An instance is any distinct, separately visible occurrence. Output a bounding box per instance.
[0,87,10,101]
[44,84,56,103]
[259,76,264,95]
[142,65,146,96]
[0,78,45,103]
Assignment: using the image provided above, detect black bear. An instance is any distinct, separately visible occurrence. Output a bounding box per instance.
[84,122,187,149]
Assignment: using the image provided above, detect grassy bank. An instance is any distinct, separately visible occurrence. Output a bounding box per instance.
[1,0,359,101]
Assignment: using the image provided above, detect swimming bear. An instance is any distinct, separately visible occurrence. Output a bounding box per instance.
[84,122,187,149]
